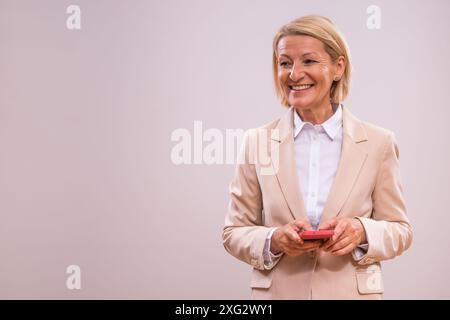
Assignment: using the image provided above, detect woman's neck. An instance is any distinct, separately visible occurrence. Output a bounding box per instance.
[295,101,336,125]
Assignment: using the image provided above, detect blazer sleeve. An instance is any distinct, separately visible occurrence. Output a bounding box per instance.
[222,130,272,270]
[355,131,413,265]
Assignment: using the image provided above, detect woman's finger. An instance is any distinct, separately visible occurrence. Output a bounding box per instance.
[291,240,321,251]
[326,235,353,252]
[322,228,351,251]
[330,219,348,242]
[320,218,338,230]
[305,242,323,251]
[293,219,311,231]
[331,242,356,256]
[322,233,345,251]
[285,227,302,243]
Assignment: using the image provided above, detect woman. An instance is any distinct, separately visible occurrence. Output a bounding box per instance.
[222,15,412,299]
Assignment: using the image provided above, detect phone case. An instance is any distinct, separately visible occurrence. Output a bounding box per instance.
[299,230,334,240]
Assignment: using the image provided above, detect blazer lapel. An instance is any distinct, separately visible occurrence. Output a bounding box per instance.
[318,106,368,227]
[270,107,308,222]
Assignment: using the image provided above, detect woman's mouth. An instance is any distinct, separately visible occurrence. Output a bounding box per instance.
[289,84,314,92]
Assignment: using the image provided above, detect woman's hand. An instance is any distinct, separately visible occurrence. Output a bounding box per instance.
[320,218,367,256]
[271,220,322,257]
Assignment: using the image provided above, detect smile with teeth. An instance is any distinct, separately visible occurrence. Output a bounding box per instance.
[289,84,314,91]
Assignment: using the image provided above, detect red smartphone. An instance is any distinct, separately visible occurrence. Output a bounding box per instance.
[299,230,334,240]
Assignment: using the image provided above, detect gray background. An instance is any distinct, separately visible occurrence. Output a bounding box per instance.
[0,0,448,299]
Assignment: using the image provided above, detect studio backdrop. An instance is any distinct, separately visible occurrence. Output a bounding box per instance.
[0,0,449,299]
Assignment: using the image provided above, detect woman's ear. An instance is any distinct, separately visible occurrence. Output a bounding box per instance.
[334,56,346,80]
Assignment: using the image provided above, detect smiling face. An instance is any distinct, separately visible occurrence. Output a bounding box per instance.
[276,35,344,112]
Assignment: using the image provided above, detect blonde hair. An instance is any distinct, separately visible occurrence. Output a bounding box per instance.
[272,15,352,106]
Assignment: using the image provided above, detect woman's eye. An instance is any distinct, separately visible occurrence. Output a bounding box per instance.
[304,59,317,65]
[280,61,291,67]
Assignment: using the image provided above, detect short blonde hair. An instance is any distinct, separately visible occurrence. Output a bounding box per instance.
[272,15,352,106]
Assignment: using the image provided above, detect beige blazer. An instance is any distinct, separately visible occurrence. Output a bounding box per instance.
[222,105,413,299]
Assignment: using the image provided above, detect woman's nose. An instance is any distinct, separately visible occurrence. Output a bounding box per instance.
[289,63,305,82]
